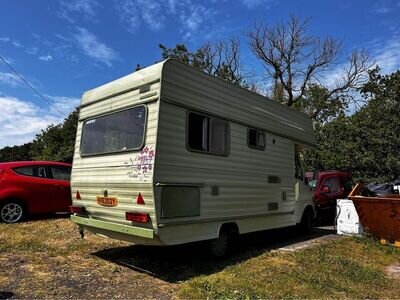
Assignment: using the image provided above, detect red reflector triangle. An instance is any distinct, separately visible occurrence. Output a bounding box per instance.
[137,192,145,205]
[76,190,81,200]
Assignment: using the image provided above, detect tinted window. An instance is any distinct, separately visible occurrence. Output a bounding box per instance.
[248,128,265,150]
[81,105,146,155]
[13,166,47,178]
[50,166,71,181]
[322,177,341,193]
[187,112,229,156]
[14,167,34,176]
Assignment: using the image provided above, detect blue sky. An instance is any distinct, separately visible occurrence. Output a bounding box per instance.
[0,0,399,148]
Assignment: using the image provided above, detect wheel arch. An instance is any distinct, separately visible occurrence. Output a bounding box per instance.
[216,222,240,237]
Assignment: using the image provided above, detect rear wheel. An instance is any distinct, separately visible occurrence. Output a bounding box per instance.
[210,229,230,257]
[0,201,25,223]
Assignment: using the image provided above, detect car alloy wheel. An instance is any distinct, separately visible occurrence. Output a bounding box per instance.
[0,202,24,223]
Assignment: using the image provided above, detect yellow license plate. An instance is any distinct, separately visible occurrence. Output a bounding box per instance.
[96,196,118,207]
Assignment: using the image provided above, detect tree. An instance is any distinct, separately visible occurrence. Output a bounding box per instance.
[248,15,371,111]
[305,67,400,182]
[30,108,79,163]
[0,143,32,162]
[159,38,247,86]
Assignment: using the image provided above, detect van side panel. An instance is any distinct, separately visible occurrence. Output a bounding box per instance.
[154,101,301,245]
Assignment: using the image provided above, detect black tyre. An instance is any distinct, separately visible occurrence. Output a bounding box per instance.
[298,207,313,233]
[210,229,230,257]
[0,200,25,223]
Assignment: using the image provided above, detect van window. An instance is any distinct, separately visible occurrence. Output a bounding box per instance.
[81,105,146,155]
[294,149,304,180]
[248,128,265,150]
[187,112,229,155]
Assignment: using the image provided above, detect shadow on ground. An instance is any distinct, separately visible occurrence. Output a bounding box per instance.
[94,225,336,283]
[0,291,14,300]
[26,213,70,222]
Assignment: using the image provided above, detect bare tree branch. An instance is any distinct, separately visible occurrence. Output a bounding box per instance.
[248,15,370,110]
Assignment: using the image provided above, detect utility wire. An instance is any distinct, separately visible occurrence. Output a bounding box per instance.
[0,54,67,117]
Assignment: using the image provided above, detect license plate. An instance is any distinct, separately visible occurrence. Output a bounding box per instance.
[96,196,118,207]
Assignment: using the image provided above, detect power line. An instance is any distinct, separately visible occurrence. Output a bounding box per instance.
[0,54,67,117]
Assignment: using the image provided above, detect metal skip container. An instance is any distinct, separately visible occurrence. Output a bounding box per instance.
[348,183,400,246]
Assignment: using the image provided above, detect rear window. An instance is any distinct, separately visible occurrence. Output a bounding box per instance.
[80,105,147,155]
[50,166,71,181]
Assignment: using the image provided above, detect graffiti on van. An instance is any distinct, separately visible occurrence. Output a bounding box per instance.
[124,146,155,182]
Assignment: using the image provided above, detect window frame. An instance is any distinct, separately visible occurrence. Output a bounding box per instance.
[79,105,148,157]
[247,127,266,150]
[186,111,230,157]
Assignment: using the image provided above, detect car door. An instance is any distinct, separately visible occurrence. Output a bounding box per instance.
[12,165,55,214]
[47,165,72,212]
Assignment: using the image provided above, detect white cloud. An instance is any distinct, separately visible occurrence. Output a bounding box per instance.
[38,55,53,62]
[0,96,59,148]
[12,40,22,48]
[240,0,278,9]
[114,0,164,32]
[59,0,99,22]
[0,72,22,87]
[180,4,210,34]
[0,94,80,148]
[372,35,400,73]
[44,95,81,113]
[0,37,23,48]
[114,0,214,40]
[26,47,39,55]
[74,27,118,67]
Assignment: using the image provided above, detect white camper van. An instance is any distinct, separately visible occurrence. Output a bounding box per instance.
[70,59,316,255]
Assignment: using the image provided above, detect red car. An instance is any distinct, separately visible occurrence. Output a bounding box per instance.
[312,171,353,221]
[0,161,72,223]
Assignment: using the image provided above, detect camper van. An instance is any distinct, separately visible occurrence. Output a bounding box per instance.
[70,59,316,256]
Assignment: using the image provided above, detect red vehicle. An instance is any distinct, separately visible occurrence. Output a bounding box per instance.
[0,161,72,223]
[312,171,353,221]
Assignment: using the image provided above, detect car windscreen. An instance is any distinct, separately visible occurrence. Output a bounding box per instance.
[80,105,146,156]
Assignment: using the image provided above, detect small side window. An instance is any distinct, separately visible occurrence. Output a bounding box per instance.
[248,128,265,150]
[294,148,304,181]
[187,112,229,156]
[13,167,34,176]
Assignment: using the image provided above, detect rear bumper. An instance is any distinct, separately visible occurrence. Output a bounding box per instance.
[70,215,154,239]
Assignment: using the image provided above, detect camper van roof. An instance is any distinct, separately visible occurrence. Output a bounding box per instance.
[80,59,316,147]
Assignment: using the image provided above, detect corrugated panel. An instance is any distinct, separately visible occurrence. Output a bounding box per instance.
[154,102,302,228]
[71,98,160,231]
[161,59,316,147]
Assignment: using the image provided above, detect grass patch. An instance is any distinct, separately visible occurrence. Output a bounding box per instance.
[179,237,400,299]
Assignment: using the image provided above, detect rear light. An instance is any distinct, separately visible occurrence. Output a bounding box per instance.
[125,212,149,223]
[76,190,81,200]
[136,193,145,205]
[70,205,86,215]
